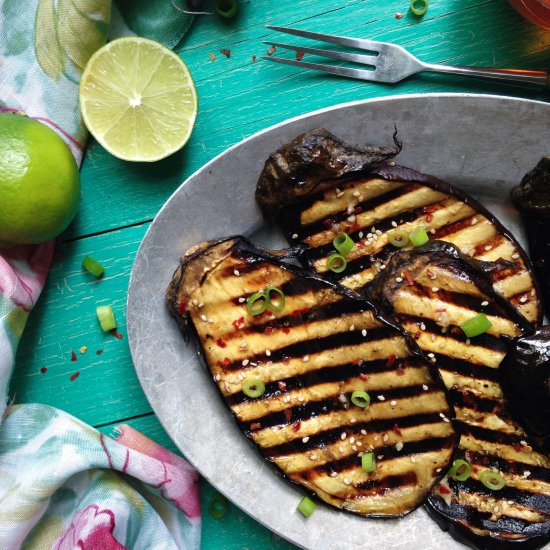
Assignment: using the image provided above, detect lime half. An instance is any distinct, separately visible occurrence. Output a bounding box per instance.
[79,37,198,162]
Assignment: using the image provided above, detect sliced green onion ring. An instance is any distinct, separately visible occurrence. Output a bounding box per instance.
[209,493,228,519]
[242,377,265,398]
[215,0,238,18]
[460,313,492,338]
[389,229,409,248]
[265,285,285,312]
[448,459,472,481]
[333,233,355,255]
[327,253,347,273]
[479,470,505,491]
[410,0,429,16]
[297,496,317,518]
[247,291,267,316]
[409,226,430,247]
[82,255,104,277]
[351,390,371,408]
[362,451,376,473]
[96,305,116,332]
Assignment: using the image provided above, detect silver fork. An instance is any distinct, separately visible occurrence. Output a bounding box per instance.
[263,25,550,89]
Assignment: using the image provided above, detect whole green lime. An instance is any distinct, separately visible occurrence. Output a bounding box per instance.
[0,113,80,246]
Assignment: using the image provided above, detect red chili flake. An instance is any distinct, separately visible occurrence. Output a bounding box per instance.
[438,484,451,495]
[209,52,216,62]
[96,349,104,355]
[252,55,257,62]
[282,357,290,364]
[292,420,301,432]
[413,331,422,340]
[396,366,405,376]
[435,307,447,313]
[53,251,64,261]
[423,205,437,213]
[359,373,369,381]
[232,316,245,331]
[291,307,310,317]
[404,270,414,286]
[215,338,227,348]
[178,300,187,315]
[223,357,231,367]
[354,206,363,215]
[282,327,290,334]
[70,372,80,381]
[267,45,276,55]
[322,218,334,229]
[512,443,523,452]
[264,310,273,317]
[395,12,403,19]
[425,213,433,223]
[352,358,362,366]
[357,241,365,249]
[284,409,292,422]
[220,48,231,58]
[263,326,274,335]
[278,381,287,391]
[393,423,402,436]
[40,367,47,373]
[111,330,124,339]
[386,354,397,367]
[71,351,77,362]
[472,466,479,473]
[296,50,304,61]
[250,422,261,430]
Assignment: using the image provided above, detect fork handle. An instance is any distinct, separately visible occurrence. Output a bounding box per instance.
[422,62,550,90]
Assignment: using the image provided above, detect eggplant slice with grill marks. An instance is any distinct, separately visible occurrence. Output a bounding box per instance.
[367,241,550,548]
[166,236,457,517]
[256,129,542,325]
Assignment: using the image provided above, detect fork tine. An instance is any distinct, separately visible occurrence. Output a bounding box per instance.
[261,55,380,83]
[266,25,384,53]
[263,41,378,67]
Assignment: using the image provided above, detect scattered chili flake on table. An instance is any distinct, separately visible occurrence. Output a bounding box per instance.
[70,372,80,381]
[220,48,231,58]
[267,45,276,55]
[395,12,403,19]
[40,367,47,374]
[296,50,304,61]
[111,329,124,339]
[96,349,104,355]
[71,351,77,362]
[209,52,216,62]
[252,55,257,62]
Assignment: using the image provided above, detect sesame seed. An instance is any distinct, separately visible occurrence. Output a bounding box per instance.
[310,453,318,460]
[233,269,240,276]
[303,355,310,362]
[438,342,446,349]
[330,471,338,477]
[484,245,493,251]
[391,221,398,228]
[208,318,215,324]
[358,231,364,238]
[357,441,362,446]
[336,191,344,198]
[341,432,347,440]
[471,217,478,225]
[349,437,355,444]
[200,314,207,322]
[378,455,383,460]
[395,277,403,283]
[238,297,246,303]
[292,233,299,239]
[240,341,247,349]
[378,395,385,401]
[439,413,446,418]
[511,253,520,259]
[442,417,449,422]
[338,394,347,403]
[343,478,351,485]
[361,429,367,435]
[395,442,404,451]
[466,339,471,345]
[493,506,499,513]
[347,215,356,223]
[214,374,221,381]
[390,400,397,406]
[361,329,367,337]
[431,334,436,342]
[427,352,435,358]
[481,300,489,306]
[410,456,416,463]
[192,299,198,306]
[352,445,357,451]
[519,296,528,303]
[380,264,386,270]
[523,471,531,478]
[383,434,389,441]
[422,384,429,391]
[350,417,356,424]
[242,359,249,367]
[298,395,304,402]
[283,395,290,403]
[302,436,309,443]
[265,350,271,357]
[436,468,442,473]
[375,230,383,236]
[430,229,436,234]
[349,324,355,331]
[338,446,344,453]
[374,435,380,441]
[335,188,341,194]
[432,287,439,292]
[353,190,360,197]
[520,440,527,446]
[420,322,426,331]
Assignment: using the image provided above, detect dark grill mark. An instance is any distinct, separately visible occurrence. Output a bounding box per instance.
[454,420,530,448]
[431,353,501,383]
[448,388,505,416]
[354,471,418,494]
[431,214,479,240]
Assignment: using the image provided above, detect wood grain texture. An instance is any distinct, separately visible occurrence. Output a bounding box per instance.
[10,0,550,547]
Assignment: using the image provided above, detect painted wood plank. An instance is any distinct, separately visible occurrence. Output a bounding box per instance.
[61,0,549,241]
[97,413,297,550]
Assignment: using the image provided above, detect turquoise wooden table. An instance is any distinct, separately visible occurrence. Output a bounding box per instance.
[10,1,550,548]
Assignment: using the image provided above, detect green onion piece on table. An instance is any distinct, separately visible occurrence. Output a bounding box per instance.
[362,451,376,473]
[82,255,104,277]
[209,493,228,519]
[96,305,116,332]
[242,378,265,398]
[333,233,355,255]
[388,229,409,248]
[297,496,317,518]
[327,252,347,273]
[351,390,370,408]
[215,0,238,18]
[265,285,285,312]
[247,291,268,316]
[479,470,505,490]
[448,459,472,481]
[410,0,429,16]
[460,313,492,338]
[409,226,430,247]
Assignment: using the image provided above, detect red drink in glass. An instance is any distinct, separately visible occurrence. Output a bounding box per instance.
[509,0,550,29]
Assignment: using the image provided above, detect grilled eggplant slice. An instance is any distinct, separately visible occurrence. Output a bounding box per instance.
[367,241,550,548]
[257,129,542,325]
[512,155,550,319]
[166,236,457,517]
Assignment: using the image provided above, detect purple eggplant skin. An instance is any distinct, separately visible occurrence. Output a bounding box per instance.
[511,156,550,319]
[500,326,550,444]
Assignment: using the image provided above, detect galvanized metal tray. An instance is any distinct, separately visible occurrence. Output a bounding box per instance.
[127,94,550,550]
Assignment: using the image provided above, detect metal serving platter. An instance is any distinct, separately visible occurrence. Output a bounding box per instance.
[127,94,550,550]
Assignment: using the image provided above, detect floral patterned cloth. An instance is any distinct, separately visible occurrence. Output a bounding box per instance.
[0,1,200,548]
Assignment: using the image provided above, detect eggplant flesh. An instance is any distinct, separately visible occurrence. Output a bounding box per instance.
[166,236,457,517]
[500,326,550,443]
[512,156,550,320]
[257,129,542,326]
[367,241,550,548]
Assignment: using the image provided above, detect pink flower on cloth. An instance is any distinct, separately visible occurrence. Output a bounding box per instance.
[54,504,127,550]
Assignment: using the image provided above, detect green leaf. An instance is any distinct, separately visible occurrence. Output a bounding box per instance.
[34,0,65,80]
